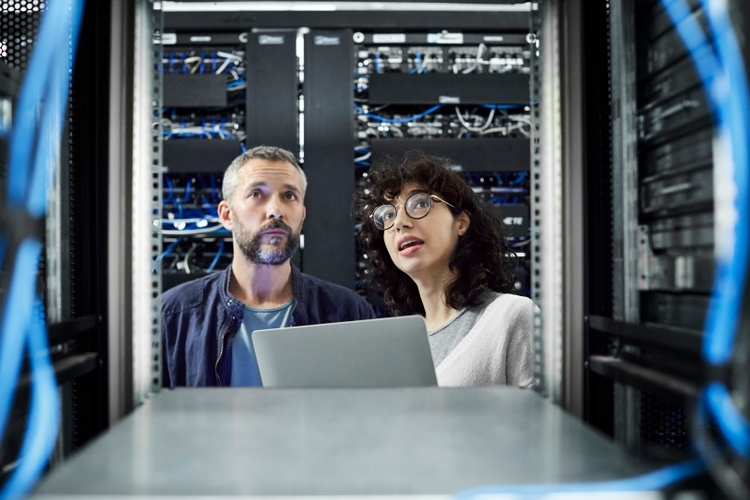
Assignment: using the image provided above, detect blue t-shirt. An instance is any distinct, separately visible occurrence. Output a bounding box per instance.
[230,299,295,387]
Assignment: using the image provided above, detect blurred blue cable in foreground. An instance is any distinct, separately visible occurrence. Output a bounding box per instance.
[662,0,750,467]
[455,0,749,497]
[0,0,85,498]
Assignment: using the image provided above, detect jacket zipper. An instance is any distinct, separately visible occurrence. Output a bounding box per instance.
[215,322,232,386]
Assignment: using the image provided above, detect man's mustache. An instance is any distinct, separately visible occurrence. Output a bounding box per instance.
[258,219,293,236]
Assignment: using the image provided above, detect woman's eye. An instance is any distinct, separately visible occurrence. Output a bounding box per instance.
[382,211,395,221]
[414,200,429,209]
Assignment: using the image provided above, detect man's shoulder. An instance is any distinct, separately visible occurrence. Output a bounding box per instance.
[162,272,223,316]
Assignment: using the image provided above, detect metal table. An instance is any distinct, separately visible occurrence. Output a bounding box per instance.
[33,387,651,498]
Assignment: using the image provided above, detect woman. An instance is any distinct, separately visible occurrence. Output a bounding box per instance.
[352,153,534,387]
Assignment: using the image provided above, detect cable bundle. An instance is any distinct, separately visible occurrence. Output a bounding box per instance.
[0,0,84,498]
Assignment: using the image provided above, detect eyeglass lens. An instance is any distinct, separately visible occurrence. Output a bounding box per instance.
[372,192,433,230]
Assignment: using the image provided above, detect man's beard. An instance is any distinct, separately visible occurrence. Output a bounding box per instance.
[232,217,300,266]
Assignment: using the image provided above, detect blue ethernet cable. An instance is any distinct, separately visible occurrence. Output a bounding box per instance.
[0,296,60,500]
[207,239,225,272]
[410,51,424,74]
[661,0,750,459]
[0,240,43,450]
[354,103,441,123]
[7,0,80,208]
[705,383,750,459]
[163,175,174,204]
[155,238,183,263]
[482,104,527,109]
[696,0,750,367]
[27,6,84,218]
[0,0,85,494]
[183,179,192,204]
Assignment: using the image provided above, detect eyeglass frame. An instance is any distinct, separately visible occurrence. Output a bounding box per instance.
[369,191,457,231]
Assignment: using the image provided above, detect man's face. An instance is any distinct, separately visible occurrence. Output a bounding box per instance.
[218,158,306,266]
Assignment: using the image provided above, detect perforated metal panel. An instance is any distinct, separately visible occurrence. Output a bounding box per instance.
[0,1,45,72]
[639,393,689,452]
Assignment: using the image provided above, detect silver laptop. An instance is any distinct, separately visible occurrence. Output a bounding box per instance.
[253,315,437,388]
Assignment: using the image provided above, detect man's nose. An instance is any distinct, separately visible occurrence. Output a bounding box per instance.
[266,195,285,219]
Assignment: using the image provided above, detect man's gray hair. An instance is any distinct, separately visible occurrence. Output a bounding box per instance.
[222,146,307,205]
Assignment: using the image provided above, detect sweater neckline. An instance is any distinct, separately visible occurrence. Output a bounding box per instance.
[428,308,468,336]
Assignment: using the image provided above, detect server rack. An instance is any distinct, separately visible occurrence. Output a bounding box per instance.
[159,5,536,301]
[581,0,750,494]
[0,0,113,479]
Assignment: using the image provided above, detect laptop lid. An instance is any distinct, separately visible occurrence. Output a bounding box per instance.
[253,315,437,388]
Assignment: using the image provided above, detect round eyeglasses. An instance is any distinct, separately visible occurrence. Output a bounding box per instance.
[370,192,456,231]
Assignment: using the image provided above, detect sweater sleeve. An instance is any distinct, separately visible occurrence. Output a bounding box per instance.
[503,297,535,388]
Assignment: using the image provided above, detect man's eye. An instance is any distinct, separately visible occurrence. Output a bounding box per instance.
[249,191,262,199]
[285,192,298,201]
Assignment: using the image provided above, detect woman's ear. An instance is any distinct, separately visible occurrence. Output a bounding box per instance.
[457,211,471,236]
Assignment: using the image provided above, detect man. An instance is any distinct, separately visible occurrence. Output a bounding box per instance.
[162,146,375,387]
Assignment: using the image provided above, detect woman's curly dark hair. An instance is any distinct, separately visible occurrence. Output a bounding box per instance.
[352,152,517,316]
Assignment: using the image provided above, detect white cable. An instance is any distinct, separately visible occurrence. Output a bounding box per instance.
[183,56,202,74]
[462,43,487,74]
[216,51,243,61]
[386,125,404,137]
[162,225,224,236]
[183,244,198,274]
[354,151,372,162]
[163,216,220,224]
[479,122,527,136]
[455,107,495,132]
[215,57,232,75]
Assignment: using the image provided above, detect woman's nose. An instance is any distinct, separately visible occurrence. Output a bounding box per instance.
[392,205,411,230]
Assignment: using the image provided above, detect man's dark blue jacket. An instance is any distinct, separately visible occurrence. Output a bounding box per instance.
[162,265,376,387]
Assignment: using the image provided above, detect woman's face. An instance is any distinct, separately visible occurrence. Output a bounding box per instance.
[381,182,469,282]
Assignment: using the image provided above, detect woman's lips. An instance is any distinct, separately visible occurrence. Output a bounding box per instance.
[399,242,424,256]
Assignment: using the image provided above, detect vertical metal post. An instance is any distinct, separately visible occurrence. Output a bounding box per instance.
[530,1,545,395]
[149,1,164,395]
[131,0,161,404]
[561,0,586,419]
[108,0,135,423]
[534,0,565,403]
[610,0,641,449]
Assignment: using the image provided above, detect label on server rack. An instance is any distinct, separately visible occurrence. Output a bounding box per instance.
[159,33,177,45]
[372,33,406,44]
[259,35,285,45]
[427,32,464,44]
[314,35,341,46]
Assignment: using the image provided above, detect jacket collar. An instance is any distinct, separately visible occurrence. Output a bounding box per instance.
[218,265,245,316]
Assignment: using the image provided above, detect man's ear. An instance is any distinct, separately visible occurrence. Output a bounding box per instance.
[218,200,233,231]
[457,211,471,236]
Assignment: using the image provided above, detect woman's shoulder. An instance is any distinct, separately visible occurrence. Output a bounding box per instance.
[479,291,534,312]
